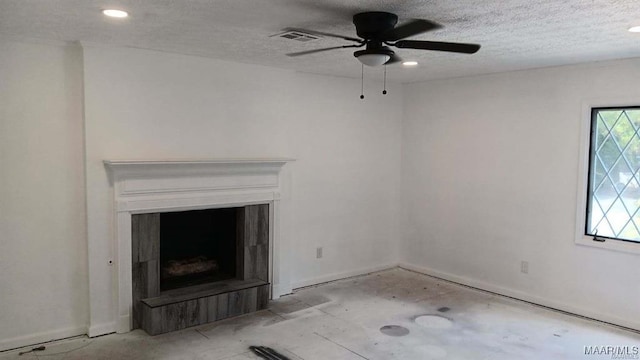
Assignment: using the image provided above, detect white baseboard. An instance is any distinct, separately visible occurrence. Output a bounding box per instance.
[399,262,640,332]
[88,321,115,338]
[272,283,293,299]
[292,263,399,290]
[0,325,87,352]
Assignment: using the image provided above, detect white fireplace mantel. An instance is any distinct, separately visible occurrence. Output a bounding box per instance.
[102,158,294,334]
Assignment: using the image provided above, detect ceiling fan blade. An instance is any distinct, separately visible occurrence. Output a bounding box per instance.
[395,40,480,54]
[286,44,361,57]
[386,53,402,65]
[285,28,363,43]
[382,19,442,41]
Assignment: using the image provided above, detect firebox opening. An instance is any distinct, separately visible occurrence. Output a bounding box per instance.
[160,207,239,292]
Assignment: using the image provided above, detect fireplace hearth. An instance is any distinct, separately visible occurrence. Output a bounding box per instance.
[131,204,270,335]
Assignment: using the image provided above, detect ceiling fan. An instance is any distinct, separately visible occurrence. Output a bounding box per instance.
[286,11,481,66]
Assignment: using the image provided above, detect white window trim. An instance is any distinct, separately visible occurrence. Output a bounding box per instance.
[575,97,640,255]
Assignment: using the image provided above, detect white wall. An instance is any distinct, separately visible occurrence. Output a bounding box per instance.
[0,41,87,350]
[8,36,638,350]
[82,46,403,334]
[0,40,402,349]
[287,73,402,286]
[401,58,640,330]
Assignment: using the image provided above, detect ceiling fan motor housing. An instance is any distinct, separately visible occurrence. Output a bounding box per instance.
[353,12,398,40]
[286,11,480,62]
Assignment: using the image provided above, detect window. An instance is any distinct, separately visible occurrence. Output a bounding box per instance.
[586,107,640,243]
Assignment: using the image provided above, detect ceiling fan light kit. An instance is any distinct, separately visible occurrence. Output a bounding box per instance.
[354,47,394,66]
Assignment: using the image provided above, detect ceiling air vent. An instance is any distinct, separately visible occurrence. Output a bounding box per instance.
[271,30,320,42]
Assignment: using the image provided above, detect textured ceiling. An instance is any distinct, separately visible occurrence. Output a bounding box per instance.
[1,0,640,82]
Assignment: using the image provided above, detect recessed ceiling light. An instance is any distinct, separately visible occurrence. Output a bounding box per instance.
[102,9,128,18]
[402,61,418,66]
[629,26,640,33]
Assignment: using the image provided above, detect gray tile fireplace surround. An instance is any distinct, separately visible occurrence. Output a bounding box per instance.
[131,204,269,335]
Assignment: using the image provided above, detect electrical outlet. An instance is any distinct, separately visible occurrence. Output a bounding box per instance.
[316,247,323,259]
[520,261,529,274]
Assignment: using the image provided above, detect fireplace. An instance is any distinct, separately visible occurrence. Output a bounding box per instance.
[160,208,238,291]
[100,159,293,337]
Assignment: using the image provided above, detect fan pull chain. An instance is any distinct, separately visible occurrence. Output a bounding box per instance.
[383,65,388,95]
[360,64,365,99]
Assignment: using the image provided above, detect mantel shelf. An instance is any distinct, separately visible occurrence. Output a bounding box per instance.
[103,159,295,196]
[104,158,295,167]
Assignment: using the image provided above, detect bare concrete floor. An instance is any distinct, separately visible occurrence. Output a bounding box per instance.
[3,268,639,359]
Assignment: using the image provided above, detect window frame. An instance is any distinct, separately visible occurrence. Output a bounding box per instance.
[585,106,640,244]
[575,98,640,254]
